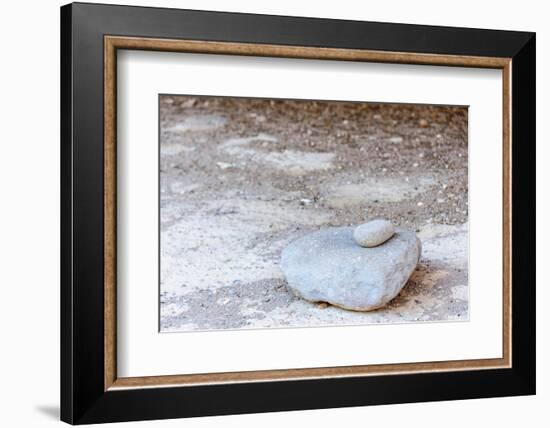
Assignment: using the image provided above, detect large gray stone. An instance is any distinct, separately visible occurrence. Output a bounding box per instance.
[281,227,421,311]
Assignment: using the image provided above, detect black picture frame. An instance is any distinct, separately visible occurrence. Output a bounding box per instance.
[61,2,535,424]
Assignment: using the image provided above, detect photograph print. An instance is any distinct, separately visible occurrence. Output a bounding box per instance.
[159,95,469,333]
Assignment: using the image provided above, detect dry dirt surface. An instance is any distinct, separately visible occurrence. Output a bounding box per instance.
[159,95,469,332]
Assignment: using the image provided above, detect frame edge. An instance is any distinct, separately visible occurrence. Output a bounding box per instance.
[510,32,536,394]
[60,2,74,425]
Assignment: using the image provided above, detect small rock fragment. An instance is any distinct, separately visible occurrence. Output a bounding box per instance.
[389,136,404,144]
[181,98,197,108]
[216,162,233,170]
[353,219,395,248]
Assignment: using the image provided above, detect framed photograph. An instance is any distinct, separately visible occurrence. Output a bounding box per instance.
[60,2,535,424]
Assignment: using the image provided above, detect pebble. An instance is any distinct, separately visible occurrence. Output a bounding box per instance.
[389,136,404,144]
[181,98,197,108]
[216,161,233,170]
[353,219,395,248]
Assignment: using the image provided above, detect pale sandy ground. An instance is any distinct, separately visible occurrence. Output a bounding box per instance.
[159,96,469,332]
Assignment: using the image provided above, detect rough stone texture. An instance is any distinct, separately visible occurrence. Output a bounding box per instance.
[353,219,395,247]
[281,227,421,311]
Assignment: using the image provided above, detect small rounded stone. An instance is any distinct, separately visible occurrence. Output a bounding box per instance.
[353,219,395,247]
